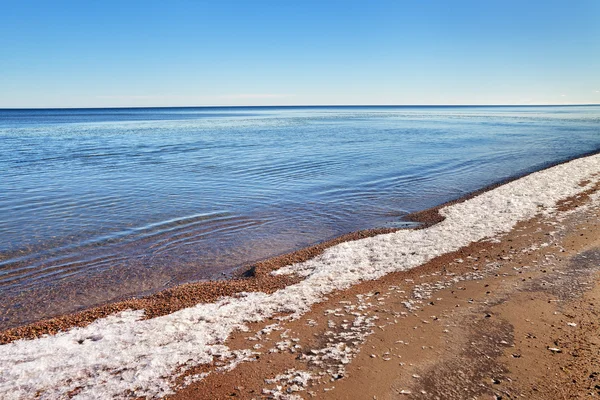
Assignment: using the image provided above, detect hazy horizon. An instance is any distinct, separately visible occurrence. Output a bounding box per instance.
[2,103,600,111]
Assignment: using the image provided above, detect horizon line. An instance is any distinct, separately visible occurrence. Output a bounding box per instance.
[1,103,599,111]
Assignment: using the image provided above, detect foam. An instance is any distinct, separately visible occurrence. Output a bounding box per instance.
[1,155,599,399]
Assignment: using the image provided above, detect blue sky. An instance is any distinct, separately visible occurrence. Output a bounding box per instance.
[1,0,599,107]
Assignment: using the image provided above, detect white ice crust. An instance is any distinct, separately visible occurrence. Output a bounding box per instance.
[1,154,599,399]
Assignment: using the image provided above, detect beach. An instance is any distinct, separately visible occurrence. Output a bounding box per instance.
[1,153,600,399]
[2,0,599,397]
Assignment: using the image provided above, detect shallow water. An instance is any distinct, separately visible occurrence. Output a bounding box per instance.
[1,105,599,328]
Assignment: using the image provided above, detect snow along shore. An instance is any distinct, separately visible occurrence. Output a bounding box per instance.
[1,154,600,399]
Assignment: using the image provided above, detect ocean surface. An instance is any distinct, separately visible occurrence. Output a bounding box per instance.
[1,105,599,328]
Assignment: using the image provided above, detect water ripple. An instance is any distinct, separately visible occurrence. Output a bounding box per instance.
[1,105,599,328]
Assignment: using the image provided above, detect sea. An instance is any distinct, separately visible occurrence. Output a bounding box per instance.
[1,105,599,328]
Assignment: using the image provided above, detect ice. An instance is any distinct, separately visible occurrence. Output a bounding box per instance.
[1,154,599,399]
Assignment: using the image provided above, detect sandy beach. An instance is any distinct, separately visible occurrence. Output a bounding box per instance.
[1,154,600,399]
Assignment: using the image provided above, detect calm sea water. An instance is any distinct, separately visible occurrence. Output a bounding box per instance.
[1,105,599,328]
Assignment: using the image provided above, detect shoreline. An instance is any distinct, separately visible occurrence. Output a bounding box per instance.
[1,150,599,343]
[0,227,395,344]
[2,152,600,399]
[173,181,600,399]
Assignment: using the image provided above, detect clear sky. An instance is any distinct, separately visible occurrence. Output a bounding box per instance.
[1,0,599,108]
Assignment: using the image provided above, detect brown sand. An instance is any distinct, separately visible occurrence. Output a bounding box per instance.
[165,182,600,399]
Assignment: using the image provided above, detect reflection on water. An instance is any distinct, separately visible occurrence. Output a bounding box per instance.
[1,105,599,328]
